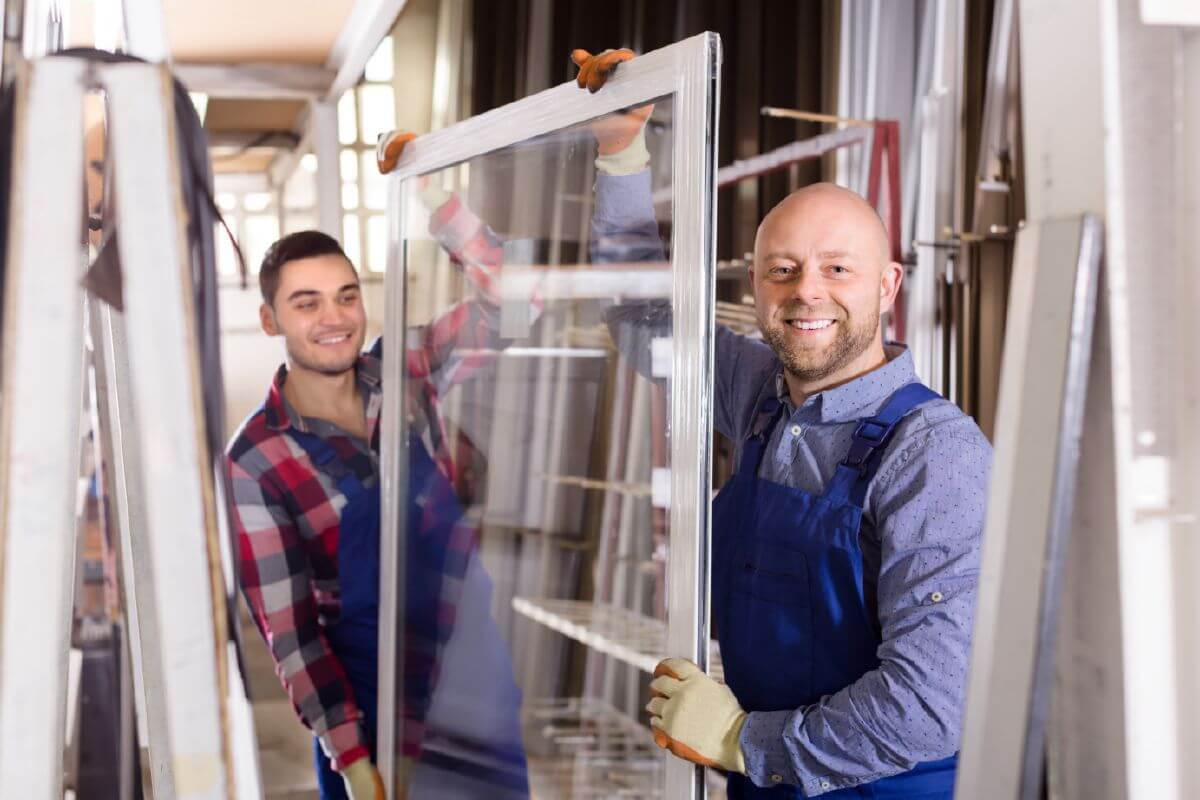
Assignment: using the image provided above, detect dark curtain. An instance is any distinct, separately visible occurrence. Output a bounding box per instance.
[471,0,833,261]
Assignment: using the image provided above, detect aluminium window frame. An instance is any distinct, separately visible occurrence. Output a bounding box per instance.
[375,32,722,800]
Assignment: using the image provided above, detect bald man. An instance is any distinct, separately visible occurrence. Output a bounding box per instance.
[576,51,990,799]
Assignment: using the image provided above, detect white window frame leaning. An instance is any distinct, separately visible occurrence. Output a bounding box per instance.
[375,32,722,800]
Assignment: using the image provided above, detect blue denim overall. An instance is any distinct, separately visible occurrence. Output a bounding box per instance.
[299,430,529,799]
[712,382,957,799]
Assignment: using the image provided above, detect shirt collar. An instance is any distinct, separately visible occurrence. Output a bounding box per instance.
[262,351,382,433]
[775,343,917,423]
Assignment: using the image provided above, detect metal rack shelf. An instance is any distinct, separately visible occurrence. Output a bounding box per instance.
[524,697,726,799]
[512,597,723,680]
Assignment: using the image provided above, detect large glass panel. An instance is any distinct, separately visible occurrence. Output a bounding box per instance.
[385,97,723,798]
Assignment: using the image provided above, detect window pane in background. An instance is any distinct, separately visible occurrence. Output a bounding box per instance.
[243,192,272,213]
[243,215,281,274]
[214,221,238,276]
[282,213,316,236]
[338,91,357,145]
[358,85,395,146]
[366,214,387,273]
[343,183,360,210]
[284,162,316,209]
[361,150,387,210]
[364,36,394,82]
[343,215,362,268]
[341,148,359,181]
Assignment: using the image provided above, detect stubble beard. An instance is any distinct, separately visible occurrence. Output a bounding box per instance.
[760,305,880,384]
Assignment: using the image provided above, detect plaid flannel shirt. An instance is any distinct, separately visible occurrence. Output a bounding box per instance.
[226,193,514,771]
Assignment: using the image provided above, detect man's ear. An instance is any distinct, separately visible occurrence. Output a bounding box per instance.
[260,303,279,336]
[879,260,904,314]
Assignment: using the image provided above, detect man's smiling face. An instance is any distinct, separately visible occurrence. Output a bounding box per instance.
[749,183,900,389]
[261,253,367,377]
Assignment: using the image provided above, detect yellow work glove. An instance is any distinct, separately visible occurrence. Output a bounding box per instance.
[341,757,385,800]
[646,657,748,774]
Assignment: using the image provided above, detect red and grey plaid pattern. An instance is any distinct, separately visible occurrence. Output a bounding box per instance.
[225,194,513,771]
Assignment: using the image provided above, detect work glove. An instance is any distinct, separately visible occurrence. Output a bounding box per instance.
[377,129,417,174]
[572,48,652,175]
[341,757,386,800]
[647,657,748,774]
[571,47,635,92]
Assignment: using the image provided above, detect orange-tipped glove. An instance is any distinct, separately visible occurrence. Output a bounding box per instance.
[572,48,652,174]
[647,657,748,774]
[341,758,386,800]
[376,130,417,174]
[571,48,635,92]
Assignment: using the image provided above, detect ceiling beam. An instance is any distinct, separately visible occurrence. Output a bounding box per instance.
[324,0,409,99]
[206,130,301,149]
[175,62,336,99]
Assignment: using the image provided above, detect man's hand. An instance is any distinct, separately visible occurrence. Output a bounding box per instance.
[589,104,654,156]
[572,47,652,174]
[377,130,417,174]
[647,658,748,774]
[571,48,635,92]
[341,758,386,800]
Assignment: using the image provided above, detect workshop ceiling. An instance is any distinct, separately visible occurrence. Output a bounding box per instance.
[68,0,358,64]
[67,0,365,174]
[163,0,358,65]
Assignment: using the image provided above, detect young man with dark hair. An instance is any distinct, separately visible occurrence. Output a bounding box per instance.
[226,175,529,799]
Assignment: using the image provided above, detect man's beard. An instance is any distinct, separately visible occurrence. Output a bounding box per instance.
[760,305,879,383]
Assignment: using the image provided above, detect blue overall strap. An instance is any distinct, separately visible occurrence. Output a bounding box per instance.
[827,382,942,508]
[289,429,369,499]
[738,394,786,476]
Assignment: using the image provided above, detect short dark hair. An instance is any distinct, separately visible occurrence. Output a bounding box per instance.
[259,230,353,305]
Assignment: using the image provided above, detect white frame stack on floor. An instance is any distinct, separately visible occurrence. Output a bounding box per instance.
[955,214,1102,800]
[0,54,260,799]
[376,32,721,799]
[957,1,1200,798]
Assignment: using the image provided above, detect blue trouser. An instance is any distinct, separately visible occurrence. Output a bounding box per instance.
[712,383,957,798]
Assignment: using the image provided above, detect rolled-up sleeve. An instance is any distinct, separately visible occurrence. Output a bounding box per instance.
[740,428,991,796]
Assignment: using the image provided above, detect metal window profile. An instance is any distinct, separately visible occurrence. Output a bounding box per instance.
[0,54,87,800]
[105,59,247,799]
[377,32,721,799]
[89,299,177,799]
[955,214,1102,800]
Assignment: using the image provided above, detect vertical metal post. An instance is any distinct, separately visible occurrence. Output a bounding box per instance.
[377,175,410,796]
[311,99,342,241]
[0,55,87,799]
[105,60,233,799]
[664,32,721,800]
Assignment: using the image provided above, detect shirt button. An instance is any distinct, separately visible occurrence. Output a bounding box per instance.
[790,424,802,436]
[820,779,832,790]
[770,774,784,784]
[931,591,944,603]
